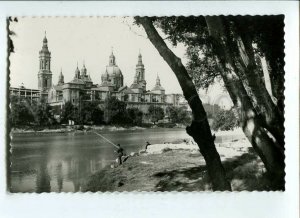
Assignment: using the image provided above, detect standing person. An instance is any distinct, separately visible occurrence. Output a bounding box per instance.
[115,144,124,165]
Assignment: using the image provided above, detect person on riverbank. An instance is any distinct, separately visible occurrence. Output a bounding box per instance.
[145,141,151,150]
[115,144,124,165]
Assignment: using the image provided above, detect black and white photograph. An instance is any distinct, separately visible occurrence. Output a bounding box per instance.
[8,15,285,192]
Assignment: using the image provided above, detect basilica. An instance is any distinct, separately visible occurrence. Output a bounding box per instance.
[11,35,187,114]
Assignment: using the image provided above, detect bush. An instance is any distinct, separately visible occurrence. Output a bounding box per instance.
[166,105,191,124]
[157,123,176,128]
[148,105,164,124]
[212,109,238,131]
[162,147,172,153]
[126,108,143,125]
[103,97,127,124]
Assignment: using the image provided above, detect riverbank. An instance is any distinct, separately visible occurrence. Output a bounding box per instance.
[11,125,148,134]
[83,137,278,192]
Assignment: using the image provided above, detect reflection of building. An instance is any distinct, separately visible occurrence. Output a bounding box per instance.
[10,34,188,113]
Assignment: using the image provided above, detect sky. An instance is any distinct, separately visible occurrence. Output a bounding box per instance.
[9,17,232,107]
[9,17,186,92]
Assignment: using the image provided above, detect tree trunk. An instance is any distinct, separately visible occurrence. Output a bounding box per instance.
[207,16,284,146]
[220,64,285,188]
[264,55,285,114]
[205,16,285,188]
[135,16,231,191]
[232,24,284,146]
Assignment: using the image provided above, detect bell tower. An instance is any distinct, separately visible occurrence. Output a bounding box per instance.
[136,50,146,91]
[38,32,52,97]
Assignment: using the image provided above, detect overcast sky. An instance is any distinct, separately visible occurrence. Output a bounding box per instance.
[10,17,186,92]
[9,17,231,107]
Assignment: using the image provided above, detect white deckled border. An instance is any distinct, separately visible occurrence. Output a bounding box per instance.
[0,1,299,218]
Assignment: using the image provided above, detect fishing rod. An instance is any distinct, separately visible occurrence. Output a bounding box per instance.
[93,131,119,148]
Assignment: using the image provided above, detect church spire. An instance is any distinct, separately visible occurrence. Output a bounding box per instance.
[58,68,64,85]
[81,61,87,76]
[151,74,165,93]
[155,75,161,86]
[137,49,144,67]
[74,63,80,79]
[42,31,49,50]
[109,47,116,66]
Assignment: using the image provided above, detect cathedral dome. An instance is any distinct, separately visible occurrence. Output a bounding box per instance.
[106,65,122,77]
[152,85,165,91]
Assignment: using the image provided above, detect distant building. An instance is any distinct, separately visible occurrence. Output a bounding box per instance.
[10,34,189,114]
[10,83,41,103]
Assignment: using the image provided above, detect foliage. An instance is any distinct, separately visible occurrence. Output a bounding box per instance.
[10,97,34,127]
[126,108,143,125]
[148,105,164,124]
[80,90,91,101]
[80,101,104,125]
[61,101,79,124]
[33,101,56,126]
[211,109,238,131]
[10,96,55,127]
[135,16,284,190]
[154,16,284,107]
[185,45,222,89]
[166,105,191,124]
[103,97,127,124]
[157,123,176,128]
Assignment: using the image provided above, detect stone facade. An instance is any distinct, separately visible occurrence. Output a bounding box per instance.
[11,35,189,113]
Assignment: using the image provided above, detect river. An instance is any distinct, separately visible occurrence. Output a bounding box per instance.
[9,128,193,192]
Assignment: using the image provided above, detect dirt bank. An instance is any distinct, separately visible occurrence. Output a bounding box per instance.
[83,139,278,192]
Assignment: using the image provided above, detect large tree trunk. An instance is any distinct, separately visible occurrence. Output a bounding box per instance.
[205,16,285,188]
[231,21,284,146]
[220,64,285,188]
[135,16,231,191]
[206,16,284,146]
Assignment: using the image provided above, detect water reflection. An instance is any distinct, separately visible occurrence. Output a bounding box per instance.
[10,128,191,192]
[56,162,63,192]
[36,158,51,193]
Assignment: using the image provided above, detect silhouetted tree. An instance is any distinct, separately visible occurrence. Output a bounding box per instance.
[148,105,164,124]
[135,16,285,189]
[126,108,143,125]
[33,101,55,126]
[103,97,127,124]
[10,96,34,127]
[61,101,78,124]
[80,101,104,125]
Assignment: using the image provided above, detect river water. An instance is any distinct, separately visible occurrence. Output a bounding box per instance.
[9,128,193,192]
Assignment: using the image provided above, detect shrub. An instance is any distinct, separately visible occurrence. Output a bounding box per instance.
[212,109,238,131]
